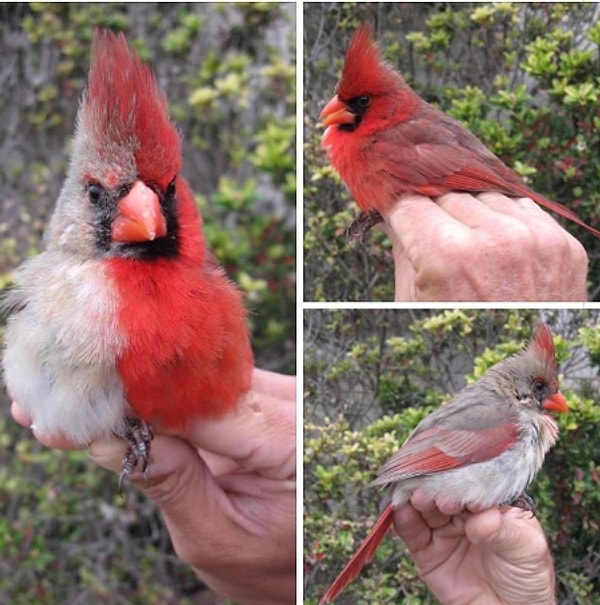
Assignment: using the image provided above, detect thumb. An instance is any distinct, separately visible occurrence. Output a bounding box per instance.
[465,507,550,564]
[464,508,503,546]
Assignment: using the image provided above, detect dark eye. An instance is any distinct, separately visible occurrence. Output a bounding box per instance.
[533,380,547,399]
[357,95,371,107]
[166,179,176,197]
[87,184,103,204]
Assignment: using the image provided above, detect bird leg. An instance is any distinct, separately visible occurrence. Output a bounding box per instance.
[346,209,383,241]
[508,492,536,515]
[119,417,154,490]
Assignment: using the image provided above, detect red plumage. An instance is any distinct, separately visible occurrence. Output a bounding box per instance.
[109,179,252,427]
[321,24,600,239]
[85,30,181,189]
[90,31,254,428]
[319,504,394,605]
[2,29,253,480]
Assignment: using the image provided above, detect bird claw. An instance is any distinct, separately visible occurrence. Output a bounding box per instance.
[346,210,383,241]
[118,418,154,491]
[508,493,536,516]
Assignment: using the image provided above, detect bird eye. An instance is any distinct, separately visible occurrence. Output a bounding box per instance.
[357,95,371,108]
[532,380,547,398]
[87,184,103,204]
[166,179,176,197]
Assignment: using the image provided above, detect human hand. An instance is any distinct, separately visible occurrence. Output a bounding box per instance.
[393,489,555,605]
[11,368,296,605]
[382,192,589,301]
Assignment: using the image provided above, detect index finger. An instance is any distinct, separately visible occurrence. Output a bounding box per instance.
[383,193,470,268]
[12,401,85,450]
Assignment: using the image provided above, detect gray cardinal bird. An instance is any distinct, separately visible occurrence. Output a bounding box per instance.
[320,323,567,604]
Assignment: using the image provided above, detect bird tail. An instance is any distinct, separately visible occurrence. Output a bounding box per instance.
[319,504,394,604]
[527,190,600,239]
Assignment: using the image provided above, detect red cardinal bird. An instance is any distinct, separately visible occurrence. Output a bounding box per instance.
[321,24,600,239]
[2,30,253,483]
[319,323,568,604]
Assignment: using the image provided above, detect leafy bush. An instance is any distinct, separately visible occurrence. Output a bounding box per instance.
[304,3,600,301]
[304,309,600,604]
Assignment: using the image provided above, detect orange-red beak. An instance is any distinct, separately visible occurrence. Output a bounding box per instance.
[542,392,568,414]
[111,180,167,243]
[320,95,355,127]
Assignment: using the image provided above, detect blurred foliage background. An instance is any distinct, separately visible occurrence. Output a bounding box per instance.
[304,2,600,301]
[304,309,600,604]
[0,3,294,604]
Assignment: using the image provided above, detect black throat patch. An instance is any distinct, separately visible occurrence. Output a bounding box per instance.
[92,180,180,260]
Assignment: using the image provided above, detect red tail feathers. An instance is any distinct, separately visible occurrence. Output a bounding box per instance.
[319,504,394,604]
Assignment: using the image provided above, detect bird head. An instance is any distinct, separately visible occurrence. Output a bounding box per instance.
[48,29,184,261]
[501,323,568,416]
[320,24,419,136]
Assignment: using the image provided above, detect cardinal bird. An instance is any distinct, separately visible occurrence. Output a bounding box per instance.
[2,30,253,484]
[320,24,600,239]
[319,323,568,604]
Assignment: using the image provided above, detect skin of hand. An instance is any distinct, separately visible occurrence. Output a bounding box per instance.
[381,191,589,302]
[394,488,556,605]
[11,368,296,605]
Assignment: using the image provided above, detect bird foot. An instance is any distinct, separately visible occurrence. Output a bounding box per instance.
[119,418,154,491]
[346,210,383,241]
[508,493,536,515]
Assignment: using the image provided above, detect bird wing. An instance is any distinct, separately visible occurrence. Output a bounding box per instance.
[371,389,521,487]
[377,131,528,196]
[375,115,600,236]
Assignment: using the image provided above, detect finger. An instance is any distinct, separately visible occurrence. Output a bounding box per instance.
[90,435,239,561]
[392,503,432,552]
[409,489,452,528]
[410,487,436,512]
[477,192,540,218]
[505,196,589,281]
[12,401,85,450]
[389,238,417,301]
[31,430,85,450]
[436,192,529,232]
[11,401,31,428]
[90,434,225,519]
[433,494,467,517]
[465,505,552,575]
[463,508,503,546]
[378,221,416,301]
[179,372,295,480]
[252,368,295,400]
[480,194,588,294]
[384,194,468,260]
[477,193,565,230]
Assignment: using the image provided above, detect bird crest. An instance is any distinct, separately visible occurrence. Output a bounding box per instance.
[530,323,557,363]
[527,322,560,388]
[337,24,402,101]
[81,29,181,189]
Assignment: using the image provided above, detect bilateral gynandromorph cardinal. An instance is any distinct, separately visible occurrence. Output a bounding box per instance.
[2,30,253,483]
[321,24,600,239]
[320,323,568,604]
